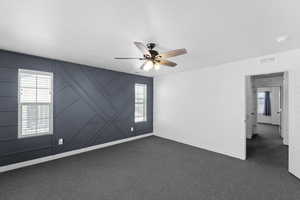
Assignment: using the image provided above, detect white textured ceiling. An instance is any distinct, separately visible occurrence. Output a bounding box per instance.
[0,0,299,76]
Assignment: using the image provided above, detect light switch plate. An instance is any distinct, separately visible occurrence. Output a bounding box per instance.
[130,127,134,132]
[58,138,63,145]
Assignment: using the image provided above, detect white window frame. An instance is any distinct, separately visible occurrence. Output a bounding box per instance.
[135,83,147,123]
[18,69,53,138]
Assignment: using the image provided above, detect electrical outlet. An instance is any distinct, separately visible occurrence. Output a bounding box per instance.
[58,138,63,145]
[130,127,134,132]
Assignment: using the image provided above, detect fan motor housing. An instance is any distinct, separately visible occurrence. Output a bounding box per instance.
[149,50,159,58]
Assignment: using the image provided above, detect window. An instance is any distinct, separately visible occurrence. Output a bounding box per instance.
[18,69,53,138]
[135,84,147,122]
[257,91,271,116]
[257,92,266,114]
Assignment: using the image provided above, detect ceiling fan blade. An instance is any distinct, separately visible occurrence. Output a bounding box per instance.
[134,42,151,56]
[114,57,144,60]
[158,59,177,67]
[158,48,187,59]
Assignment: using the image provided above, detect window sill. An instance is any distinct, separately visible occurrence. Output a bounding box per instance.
[135,120,147,123]
[18,132,53,139]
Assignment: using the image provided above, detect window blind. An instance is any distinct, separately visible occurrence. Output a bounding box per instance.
[19,69,53,137]
[135,84,147,122]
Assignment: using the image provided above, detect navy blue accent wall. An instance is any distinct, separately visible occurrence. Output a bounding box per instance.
[0,50,153,166]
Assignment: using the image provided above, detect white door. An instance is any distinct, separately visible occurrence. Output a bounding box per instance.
[271,87,281,125]
[245,76,255,139]
[289,70,300,179]
[282,72,289,145]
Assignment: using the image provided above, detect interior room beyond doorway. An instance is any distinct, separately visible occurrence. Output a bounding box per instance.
[246,72,288,167]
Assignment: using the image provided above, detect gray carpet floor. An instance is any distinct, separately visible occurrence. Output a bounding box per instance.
[0,135,300,200]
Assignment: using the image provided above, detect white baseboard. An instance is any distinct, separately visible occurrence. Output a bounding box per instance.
[0,133,153,173]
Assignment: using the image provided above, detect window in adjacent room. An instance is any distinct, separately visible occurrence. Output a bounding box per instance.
[257,91,272,116]
[135,83,147,122]
[257,92,266,115]
[18,69,53,138]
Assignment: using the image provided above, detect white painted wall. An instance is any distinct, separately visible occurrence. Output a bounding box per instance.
[154,49,300,160]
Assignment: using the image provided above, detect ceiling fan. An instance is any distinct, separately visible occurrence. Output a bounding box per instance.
[115,42,187,71]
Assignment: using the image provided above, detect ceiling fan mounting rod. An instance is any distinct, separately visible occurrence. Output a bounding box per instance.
[146,43,156,50]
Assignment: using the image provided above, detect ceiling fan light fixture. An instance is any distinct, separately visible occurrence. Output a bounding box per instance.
[154,63,160,70]
[143,61,153,71]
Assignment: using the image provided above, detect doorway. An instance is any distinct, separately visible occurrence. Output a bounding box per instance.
[245,72,289,168]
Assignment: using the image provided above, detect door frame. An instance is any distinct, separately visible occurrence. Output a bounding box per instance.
[244,71,289,160]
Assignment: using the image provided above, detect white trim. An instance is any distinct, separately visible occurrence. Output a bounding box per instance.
[0,133,153,173]
[282,71,289,145]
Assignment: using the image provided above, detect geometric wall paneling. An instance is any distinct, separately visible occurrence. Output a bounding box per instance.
[0,50,153,166]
